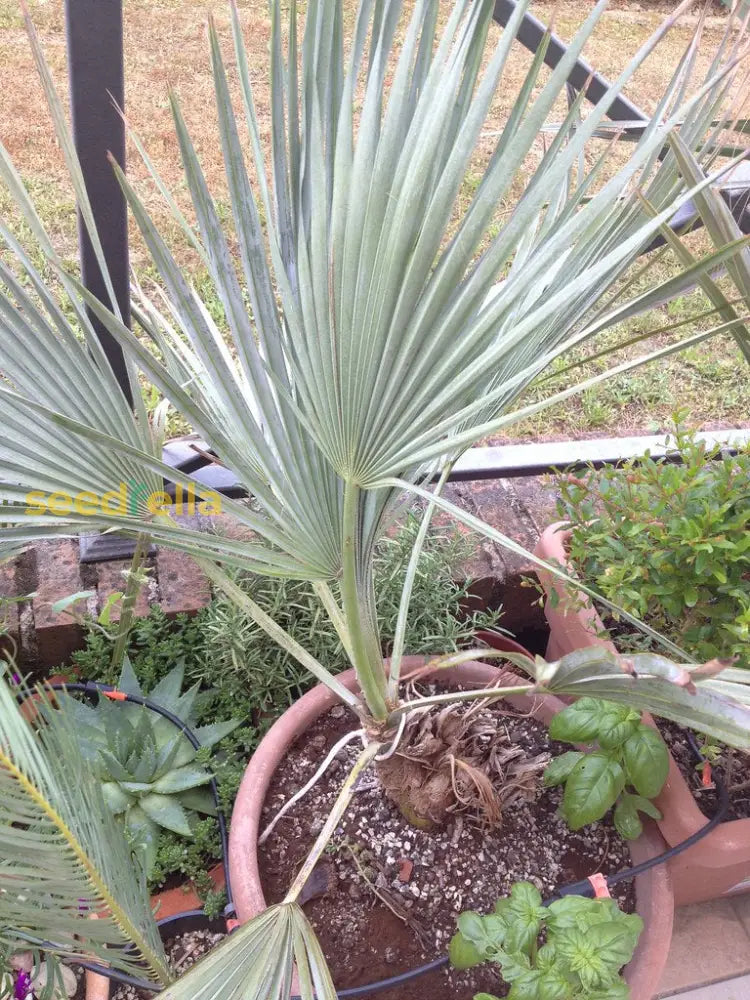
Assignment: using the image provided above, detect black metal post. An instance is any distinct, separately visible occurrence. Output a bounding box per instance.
[64,0,132,406]
[66,0,140,562]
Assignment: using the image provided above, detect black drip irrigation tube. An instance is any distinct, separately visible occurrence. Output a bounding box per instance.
[39,684,727,998]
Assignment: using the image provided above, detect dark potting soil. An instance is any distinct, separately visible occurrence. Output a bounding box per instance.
[657,718,750,823]
[258,695,638,1000]
[108,927,225,1000]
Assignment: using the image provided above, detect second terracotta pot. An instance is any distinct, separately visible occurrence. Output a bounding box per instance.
[535,522,750,906]
[229,657,674,1000]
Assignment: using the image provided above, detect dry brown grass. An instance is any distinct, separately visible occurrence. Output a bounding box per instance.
[0,0,748,437]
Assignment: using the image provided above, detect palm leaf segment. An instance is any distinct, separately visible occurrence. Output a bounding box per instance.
[0,667,170,984]
[156,902,336,1000]
[1,0,749,588]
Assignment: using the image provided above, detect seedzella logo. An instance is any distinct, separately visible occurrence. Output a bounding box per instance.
[25,479,223,517]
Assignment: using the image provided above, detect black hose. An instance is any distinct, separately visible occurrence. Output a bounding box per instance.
[42,683,727,997]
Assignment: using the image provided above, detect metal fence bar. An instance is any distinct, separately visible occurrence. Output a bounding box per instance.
[156,428,750,497]
[449,429,750,481]
[492,0,649,126]
[64,0,131,406]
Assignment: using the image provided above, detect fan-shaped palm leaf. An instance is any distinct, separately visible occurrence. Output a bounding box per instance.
[0,0,749,723]
[155,902,335,1000]
[0,667,170,985]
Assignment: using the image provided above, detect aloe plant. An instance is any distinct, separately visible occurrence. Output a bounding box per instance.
[57,660,239,875]
[1,0,750,997]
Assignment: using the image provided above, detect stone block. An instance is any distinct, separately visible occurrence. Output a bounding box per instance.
[32,539,84,669]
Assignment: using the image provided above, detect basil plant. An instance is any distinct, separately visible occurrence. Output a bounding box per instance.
[450,882,643,1000]
[2,0,750,996]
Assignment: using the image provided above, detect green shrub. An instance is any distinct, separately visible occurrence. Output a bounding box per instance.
[557,420,750,666]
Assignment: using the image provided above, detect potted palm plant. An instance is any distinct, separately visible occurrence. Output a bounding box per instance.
[3,0,750,997]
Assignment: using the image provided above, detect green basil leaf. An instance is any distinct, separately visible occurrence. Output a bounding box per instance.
[508,881,543,911]
[504,883,546,956]
[549,698,607,743]
[629,793,662,820]
[535,942,557,971]
[543,751,584,787]
[615,912,646,955]
[457,911,486,943]
[613,794,643,840]
[588,982,630,1000]
[557,927,613,990]
[538,969,574,1000]
[507,967,543,1000]
[448,931,483,970]
[622,726,670,798]
[482,915,508,943]
[597,710,641,750]
[562,753,626,829]
[495,948,531,981]
[588,920,643,972]
[547,895,599,931]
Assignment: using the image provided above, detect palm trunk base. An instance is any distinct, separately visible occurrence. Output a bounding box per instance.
[375,698,551,830]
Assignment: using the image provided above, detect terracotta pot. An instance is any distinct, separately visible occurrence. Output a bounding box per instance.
[19,672,77,723]
[229,657,674,1000]
[85,968,111,1000]
[535,521,750,906]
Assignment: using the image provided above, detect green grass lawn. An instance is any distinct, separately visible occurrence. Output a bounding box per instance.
[1,0,748,442]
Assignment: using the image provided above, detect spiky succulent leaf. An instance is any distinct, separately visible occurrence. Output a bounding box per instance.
[192,719,244,749]
[147,662,187,715]
[125,805,161,878]
[57,667,236,873]
[172,681,202,724]
[139,793,193,837]
[155,731,187,774]
[152,765,213,794]
[177,786,217,815]
[102,781,134,814]
[118,657,145,699]
[98,747,136,783]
